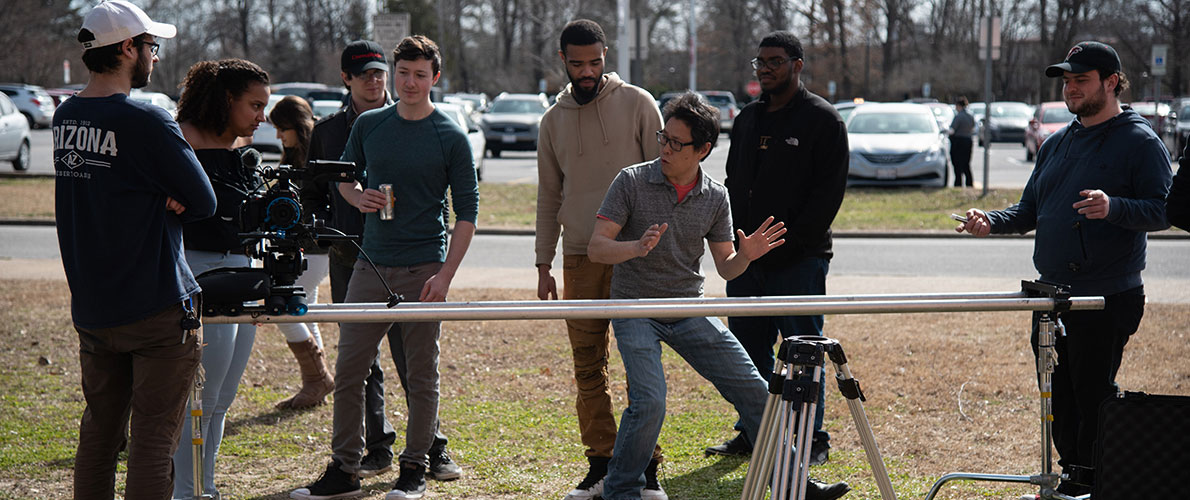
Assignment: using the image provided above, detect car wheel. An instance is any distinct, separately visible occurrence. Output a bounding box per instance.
[489,148,501,158]
[475,158,484,182]
[13,140,30,171]
[1026,146,1034,162]
[21,112,35,129]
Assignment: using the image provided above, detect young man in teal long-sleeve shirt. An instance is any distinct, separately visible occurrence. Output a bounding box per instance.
[291,35,478,500]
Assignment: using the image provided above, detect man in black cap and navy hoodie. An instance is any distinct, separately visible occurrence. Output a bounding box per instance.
[955,41,1172,496]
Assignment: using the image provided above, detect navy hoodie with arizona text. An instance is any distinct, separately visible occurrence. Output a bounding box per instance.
[985,108,1171,296]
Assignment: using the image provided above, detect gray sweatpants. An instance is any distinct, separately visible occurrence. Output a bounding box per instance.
[332,260,442,470]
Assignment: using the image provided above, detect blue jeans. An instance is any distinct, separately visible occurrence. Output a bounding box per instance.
[726,258,830,445]
[603,317,768,500]
[173,251,257,499]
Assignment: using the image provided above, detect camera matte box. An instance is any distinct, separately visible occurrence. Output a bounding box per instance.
[1092,391,1190,499]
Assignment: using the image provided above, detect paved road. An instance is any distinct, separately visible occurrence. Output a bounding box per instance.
[21,128,1039,188]
[4,227,1187,303]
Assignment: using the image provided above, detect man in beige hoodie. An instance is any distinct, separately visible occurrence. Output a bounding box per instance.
[535,19,665,500]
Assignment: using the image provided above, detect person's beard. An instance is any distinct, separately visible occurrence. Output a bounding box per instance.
[569,74,601,104]
[1068,84,1107,118]
[131,54,151,89]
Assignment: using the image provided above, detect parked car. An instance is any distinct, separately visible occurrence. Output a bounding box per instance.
[924,102,956,132]
[129,90,178,118]
[0,92,32,171]
[698,90,740,132]
[969,101,985,143]
[270,82,347,104]
[834,98,872,123]
[1129,101,1179,155]
[437,102,486,181]
[0,83,56,128]
[310,99,343,120]
[844,103,949,187]
[446,93,489,113]
[1024,102,1074,162]
[480,92,548,157]
[982,101,1033,145]
[1175,99,1190,157]
[250,94,287,154]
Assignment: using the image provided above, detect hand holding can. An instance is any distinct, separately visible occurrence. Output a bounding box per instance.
[379,184,394,220]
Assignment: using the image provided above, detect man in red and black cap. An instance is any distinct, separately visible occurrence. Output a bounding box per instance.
[956,41,1172,496]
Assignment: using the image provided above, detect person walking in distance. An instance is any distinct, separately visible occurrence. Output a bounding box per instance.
[949,96,976,187]
[534,19,664,500]
[956,40,1171,496]
[57,2,216,498]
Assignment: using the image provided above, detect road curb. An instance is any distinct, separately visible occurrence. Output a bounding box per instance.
[3,218,1187,239]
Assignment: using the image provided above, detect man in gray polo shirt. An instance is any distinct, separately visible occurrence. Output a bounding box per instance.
[587,92,850,500]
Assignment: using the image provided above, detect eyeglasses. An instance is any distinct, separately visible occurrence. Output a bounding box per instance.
[135,39,160,56]
[353,69,386,81]
[750,56,793,70]
[656,130,696,152]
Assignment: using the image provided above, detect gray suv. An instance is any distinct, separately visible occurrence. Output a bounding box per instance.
[0,83,56,129]
[480,93,548,157]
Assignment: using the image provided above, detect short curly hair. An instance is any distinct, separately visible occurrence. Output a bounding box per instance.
[176,59,270,136]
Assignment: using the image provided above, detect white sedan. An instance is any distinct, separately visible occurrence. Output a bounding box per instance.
[436,102,486,181]
[845,103,950,187]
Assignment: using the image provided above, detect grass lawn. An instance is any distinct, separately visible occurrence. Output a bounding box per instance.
[3,281,1188,499]
[3,177,1022,232]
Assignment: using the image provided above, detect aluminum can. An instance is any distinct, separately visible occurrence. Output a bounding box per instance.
[378,184,394,220]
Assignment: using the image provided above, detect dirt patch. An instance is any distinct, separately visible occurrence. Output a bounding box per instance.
[1,281,1187,499]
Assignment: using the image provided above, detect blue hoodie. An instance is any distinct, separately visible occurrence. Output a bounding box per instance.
[987,108,1171,295]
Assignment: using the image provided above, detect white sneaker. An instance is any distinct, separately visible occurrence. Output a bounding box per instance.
[563,477,604,500]
[642,485,669,500]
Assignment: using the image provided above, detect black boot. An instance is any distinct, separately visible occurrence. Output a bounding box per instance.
[804,478,850,500]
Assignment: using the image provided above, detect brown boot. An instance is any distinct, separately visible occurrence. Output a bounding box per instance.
[275,336,334,409]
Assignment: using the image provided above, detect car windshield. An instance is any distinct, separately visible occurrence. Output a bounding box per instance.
[848,112,937,134]
[990,104,1032,119]
[701,94,734,107]
[1041,106,1075,124]
[490,99,545,114]
[1181,106,1190,119]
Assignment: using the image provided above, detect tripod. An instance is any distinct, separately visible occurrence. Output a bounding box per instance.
[742,281,1090,500]
[741,336,897,500]
[188,363,215,499]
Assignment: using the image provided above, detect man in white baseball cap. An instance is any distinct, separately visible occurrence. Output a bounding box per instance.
[62,2,217,499]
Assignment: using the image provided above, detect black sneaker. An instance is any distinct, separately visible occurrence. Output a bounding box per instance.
[809,439,831,466]
[384,462,427,499]
[704,432,753,457]
[642,458,668,500]
[289,459,362,500]
[428,447,462,481]
[359,450,394,478]
[804,478,850,500]
[563,456,609,500]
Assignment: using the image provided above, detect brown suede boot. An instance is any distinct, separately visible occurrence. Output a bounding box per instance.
[276,336,334,409]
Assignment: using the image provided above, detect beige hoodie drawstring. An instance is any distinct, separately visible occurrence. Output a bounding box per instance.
[595,97,609,146]
[577,108,583,156]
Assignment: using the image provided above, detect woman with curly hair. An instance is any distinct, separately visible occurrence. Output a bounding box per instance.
[268,95,335,409]
[170,58,270,500]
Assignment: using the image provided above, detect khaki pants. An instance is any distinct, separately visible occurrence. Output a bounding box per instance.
[73,300,201,500]
[562,255,661,460]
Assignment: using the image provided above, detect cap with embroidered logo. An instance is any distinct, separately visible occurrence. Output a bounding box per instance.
[1045,41,1121,78]
[79,0,176,50]
[341,40,388,75]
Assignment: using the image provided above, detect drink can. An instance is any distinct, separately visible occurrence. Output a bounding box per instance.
[379,184,394,220]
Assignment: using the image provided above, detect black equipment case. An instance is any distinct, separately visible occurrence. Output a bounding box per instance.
[1092,391,1190,499]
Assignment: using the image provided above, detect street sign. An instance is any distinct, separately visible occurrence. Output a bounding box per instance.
[746,80,761,97]
[373,13,409,53]
[922,82,931,98]
[977,17,1001,61]
[1152,44,1169,76]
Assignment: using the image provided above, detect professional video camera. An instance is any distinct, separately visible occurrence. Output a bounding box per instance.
[196,148,357,317]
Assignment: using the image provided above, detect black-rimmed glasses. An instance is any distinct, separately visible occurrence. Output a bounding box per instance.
[656,130,696,152]
[135,39,160,56]
[750,56,793,70]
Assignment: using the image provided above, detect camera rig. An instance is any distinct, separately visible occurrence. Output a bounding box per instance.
[196,156,358,317]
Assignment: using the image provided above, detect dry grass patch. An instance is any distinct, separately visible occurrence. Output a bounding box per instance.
[1,281,1187,499]
[0,178,55,219]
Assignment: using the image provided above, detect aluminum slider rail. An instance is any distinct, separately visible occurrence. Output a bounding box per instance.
[204,293,1105,324]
